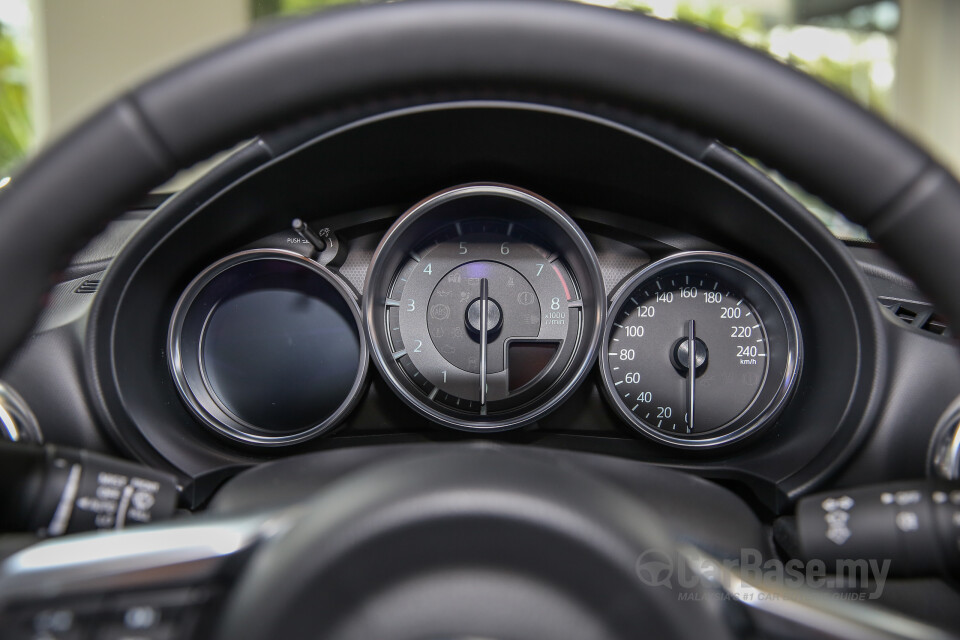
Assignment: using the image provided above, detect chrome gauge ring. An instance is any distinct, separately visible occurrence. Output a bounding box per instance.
[600,252,802,448]
[364,184,605,432]
[168,249,368,446]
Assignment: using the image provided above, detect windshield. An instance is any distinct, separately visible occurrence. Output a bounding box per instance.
[0,0,953,242]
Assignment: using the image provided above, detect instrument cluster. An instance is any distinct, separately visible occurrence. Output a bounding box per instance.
[165,182,802,451]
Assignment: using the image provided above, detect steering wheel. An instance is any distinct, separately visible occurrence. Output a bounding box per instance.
[1,1,959,638]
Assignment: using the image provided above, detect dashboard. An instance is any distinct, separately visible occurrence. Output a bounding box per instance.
[3,101,956,519]
[4,2,960,635]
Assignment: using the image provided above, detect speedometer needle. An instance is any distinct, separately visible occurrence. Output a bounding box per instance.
[687,319,695,433]
[480,278,489,410]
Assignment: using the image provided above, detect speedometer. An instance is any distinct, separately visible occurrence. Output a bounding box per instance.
[364,184,604,431]
[599,252,801,448]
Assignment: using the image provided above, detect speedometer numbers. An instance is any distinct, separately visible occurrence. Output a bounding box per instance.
[365,184,605,432]
[600,252,801,448]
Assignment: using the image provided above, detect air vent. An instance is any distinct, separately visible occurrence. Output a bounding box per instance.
[75,279,100,294]
[879,296,951,337]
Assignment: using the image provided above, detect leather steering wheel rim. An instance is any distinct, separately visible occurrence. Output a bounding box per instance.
[0,3,956,638]
[0,0,959,363]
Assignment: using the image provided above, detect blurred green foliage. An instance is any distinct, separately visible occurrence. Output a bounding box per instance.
[619,1,891,114]
[253,0,892,116]
[252,0,362,18]
[789,54,889,116]
[0,22,30,173]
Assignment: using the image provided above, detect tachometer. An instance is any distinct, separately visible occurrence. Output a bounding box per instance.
[364,184,604,431]
[600,252,801,448]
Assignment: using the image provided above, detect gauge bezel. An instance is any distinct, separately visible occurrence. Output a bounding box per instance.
[168,248,369,446]
[600,251,802,449]
[364,183,605,432]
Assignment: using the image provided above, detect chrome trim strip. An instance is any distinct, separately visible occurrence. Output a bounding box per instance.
[929,395,960,481]
[0,402,17,441]
[0,513,281,603]
[114,484,136,529]
[0,381,42,444]
[46,463,82,537]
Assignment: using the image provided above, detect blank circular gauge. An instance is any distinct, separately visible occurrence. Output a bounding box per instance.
[168,249,367,446]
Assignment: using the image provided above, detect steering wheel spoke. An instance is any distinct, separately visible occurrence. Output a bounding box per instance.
[679,545,958,640]
[0,513,275,639]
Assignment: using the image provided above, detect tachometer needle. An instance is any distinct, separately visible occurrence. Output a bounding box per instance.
[687,319,695,433]
[480,278,489,409]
